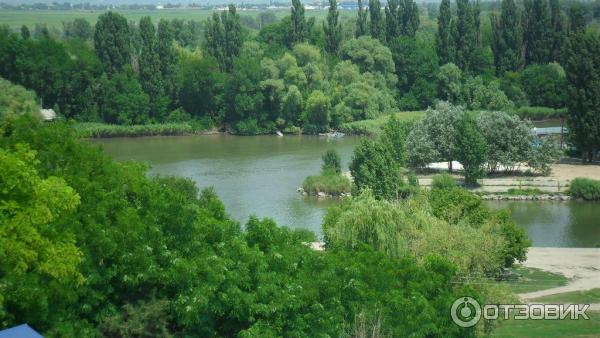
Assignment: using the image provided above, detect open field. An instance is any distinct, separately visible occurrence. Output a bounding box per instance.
[0,8,341,29]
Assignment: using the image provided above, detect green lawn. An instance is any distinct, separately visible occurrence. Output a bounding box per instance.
[531,289,600,305]
[491,311,600,338]
[498,266,569,294]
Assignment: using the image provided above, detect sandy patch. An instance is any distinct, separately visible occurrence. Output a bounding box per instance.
[519,247,600,300]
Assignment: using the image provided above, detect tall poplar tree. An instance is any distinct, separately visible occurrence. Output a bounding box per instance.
[564,32,600,162]
[369,0,385,42]
[454,0,476,71]
[436,0,453,65]
[290,0,307,45]
[324,0,342,54]
[356,0,369,37]
[523,0,551,65]
[491,0,523,74]
[157,19,176,101]
[205,5,242,72]
[94,12,131,74]
[139,17,166,118]
[549,0,564,62]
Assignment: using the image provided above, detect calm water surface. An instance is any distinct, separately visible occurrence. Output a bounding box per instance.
[97,134,359,235]
[96,134,599,246]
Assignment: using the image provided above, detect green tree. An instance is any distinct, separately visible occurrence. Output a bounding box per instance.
[391,36,439,109]
[476,111,532,173]
[349,139,404,200]
[520,63,567,108]
[63,18,93,40]
[568,3,586,34]
[385,0,419,42]
[456,114,487,185]
[564,32,600,162]
[290,0,307,45]
[139,17,167,120]
[157,19,177,103]
[523,0,551,65]
[178,56,224,121]
[436,0,453,65]
[94,12,131,73]
[453,0,476,72]
[0,145,83,331]
[491,0,524,74]
[20,25,30,39]
[205,5,243,72]
[323,0,342,55]
[368,0,385,42]
[356,0,368,37]
[304,90,330,131]
[322,149,342,174]
[549,0,565,62]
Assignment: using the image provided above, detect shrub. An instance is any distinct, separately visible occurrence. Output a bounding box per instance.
[431,173,457,190]
[301,174,352,196]
[569,178,600,200]
[74,122,205,138]
[514,106,567,120]
[321,150,342,174]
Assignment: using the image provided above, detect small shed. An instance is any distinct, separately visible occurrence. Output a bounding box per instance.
[0,324,43,338]
[39,109,56,122]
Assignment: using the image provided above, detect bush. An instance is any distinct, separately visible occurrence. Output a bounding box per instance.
[569,178,600,200]
[431,173,457,190]
[514,106,567,120]
[321,150,342,174]
[301,173,352,196]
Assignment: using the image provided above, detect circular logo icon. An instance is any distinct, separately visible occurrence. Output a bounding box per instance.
[451,297,482,328]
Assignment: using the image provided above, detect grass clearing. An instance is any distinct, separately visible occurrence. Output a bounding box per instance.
[340,111,425,136]
[531,288,600,304]
[498,266,569,294]
[491,311,600,338]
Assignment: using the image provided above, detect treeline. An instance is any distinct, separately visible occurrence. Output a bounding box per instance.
[0,0,599,151]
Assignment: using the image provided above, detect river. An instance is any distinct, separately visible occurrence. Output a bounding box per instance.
[96,134,599,247]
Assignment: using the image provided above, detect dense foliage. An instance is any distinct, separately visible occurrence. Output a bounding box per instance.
[0,101,494,337]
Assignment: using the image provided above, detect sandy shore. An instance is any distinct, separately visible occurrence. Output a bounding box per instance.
[519,247,600,300]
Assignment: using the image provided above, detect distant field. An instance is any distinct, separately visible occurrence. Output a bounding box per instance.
[0,8,339,29]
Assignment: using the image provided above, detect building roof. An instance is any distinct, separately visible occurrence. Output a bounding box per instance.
[0,324,43,338]
[39,108,56,121]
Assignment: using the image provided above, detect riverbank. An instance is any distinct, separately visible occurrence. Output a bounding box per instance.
[75,121,218,138]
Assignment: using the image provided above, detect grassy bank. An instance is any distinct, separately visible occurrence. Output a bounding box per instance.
[75,122,213,138]
[497,266,568,294]
[301,174,352,196]
[340,111,425,136]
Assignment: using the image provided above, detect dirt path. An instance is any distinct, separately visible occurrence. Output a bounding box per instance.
[519,247,600,300]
